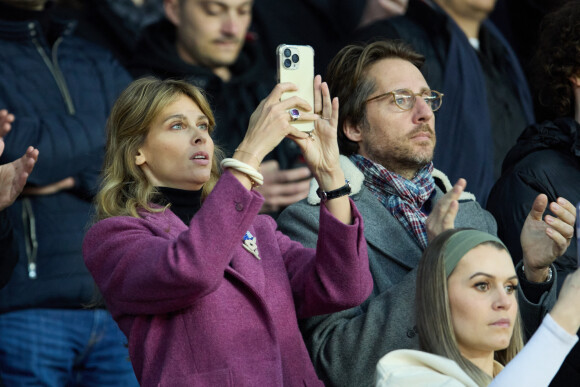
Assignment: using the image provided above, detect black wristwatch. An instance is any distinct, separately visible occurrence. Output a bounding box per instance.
[316,180,351,202]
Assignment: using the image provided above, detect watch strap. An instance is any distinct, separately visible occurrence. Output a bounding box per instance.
[316,179,351,202]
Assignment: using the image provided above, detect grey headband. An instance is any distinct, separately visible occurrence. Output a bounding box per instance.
[444,230,507,277]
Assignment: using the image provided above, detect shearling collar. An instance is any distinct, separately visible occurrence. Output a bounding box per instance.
[306,155,476,205]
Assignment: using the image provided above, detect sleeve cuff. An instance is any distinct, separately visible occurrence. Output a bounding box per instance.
[517,262,554,304]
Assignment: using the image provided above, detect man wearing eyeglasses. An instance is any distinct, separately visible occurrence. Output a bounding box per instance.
[277,40,576,387]
[348,0,534,207]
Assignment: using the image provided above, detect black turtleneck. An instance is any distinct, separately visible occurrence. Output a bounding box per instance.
[153,187,203,225]
[0,2,59,46]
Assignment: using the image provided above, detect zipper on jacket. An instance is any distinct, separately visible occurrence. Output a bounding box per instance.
[21,198,38,279]
[29,23,76,115]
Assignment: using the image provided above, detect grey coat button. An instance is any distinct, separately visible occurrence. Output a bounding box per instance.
[235,202,244,211]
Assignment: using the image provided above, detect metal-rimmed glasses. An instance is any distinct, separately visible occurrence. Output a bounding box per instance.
[366,89,444,111]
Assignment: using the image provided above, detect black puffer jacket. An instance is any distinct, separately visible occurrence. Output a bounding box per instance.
[487,117,580,289]
[0,12,132,312]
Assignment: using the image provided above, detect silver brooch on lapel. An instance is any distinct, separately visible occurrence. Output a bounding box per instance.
[242,231,261,260]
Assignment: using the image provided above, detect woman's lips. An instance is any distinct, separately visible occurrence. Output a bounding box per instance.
[190,151,210,165]
[490,318,511,328]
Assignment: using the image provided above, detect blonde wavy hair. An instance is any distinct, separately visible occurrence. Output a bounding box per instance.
[95,77,222,220]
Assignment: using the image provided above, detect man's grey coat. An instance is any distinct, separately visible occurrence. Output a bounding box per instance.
[276,156,557,387]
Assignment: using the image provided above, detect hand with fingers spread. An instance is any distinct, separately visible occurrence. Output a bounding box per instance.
[293,76,342,186]
[254,160,311,214]
[425,178,466,241]
[291,75,351,224]
[520,194,576,282]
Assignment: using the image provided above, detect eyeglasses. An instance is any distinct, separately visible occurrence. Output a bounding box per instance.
[366,89,444,111]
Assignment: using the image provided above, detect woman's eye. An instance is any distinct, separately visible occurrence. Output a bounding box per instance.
[171,122,185,130]
[198,123,209,131]
[475,282,489,291]
[505,284,518,294]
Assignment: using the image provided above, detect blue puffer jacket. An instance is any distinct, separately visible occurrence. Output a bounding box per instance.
[0,16,132,312]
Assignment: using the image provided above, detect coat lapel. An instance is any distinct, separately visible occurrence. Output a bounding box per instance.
[355,188,423,271]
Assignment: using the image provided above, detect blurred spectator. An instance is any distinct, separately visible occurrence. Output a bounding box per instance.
[351,0,534,205]
[129,0,312,215]
[0,0,137,384]
[53,0,164,66]
[486,2,580,384]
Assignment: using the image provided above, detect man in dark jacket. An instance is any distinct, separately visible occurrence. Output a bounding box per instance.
[0,1,138,384]
[487,4,580,384]
[488,120,579,291]
[129,0,311,214]
[351,0,535,205]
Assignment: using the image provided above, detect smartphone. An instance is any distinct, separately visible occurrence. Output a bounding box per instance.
[277,44,315,132]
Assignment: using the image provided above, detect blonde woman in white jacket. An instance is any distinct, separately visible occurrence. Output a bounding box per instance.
[376,228,580,387]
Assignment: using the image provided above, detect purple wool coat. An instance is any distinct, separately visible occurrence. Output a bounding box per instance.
[83,171,372,386]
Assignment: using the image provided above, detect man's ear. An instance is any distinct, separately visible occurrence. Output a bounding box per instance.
[135,150,146,166]
[343,119,363,143]
[569,75,580,88]
[164,0,181,27]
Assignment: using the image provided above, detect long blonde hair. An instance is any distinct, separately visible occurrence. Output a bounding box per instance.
[416,228,524,386]
[95,77,222,220]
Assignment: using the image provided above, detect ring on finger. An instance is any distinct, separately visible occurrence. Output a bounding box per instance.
[289,108,300,121]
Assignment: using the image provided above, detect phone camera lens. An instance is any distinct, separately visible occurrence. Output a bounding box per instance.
[284,58,292,68]
[284,48,291,58]
[292,54,299,63]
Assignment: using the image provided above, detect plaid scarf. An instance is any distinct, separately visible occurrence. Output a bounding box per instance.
[350,154,435,249]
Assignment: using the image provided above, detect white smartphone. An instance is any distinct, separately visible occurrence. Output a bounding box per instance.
[277,44,315,133]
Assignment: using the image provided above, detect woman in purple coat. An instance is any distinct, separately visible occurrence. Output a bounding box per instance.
[82,76,372,386]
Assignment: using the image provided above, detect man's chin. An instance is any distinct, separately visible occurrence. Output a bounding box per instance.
[209,45,244,65]
[206,56,239,69]
[409,151,434,166]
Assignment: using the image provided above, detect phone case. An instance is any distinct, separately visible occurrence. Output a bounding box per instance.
[277,44,315,132]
